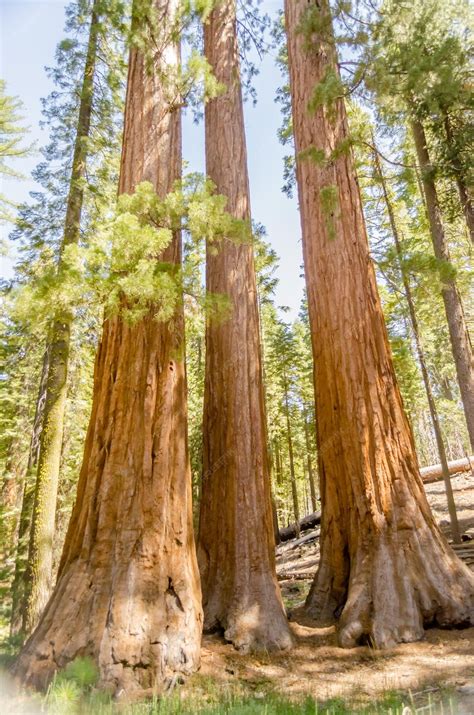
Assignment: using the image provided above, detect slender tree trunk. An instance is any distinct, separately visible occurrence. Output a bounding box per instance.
[274,439,283,486]
[303,408,317,512]
[373,145,461,543]
[285,0,474,649]
[10,342,51,636]
[443,116,474,245]
[13,0,202,693]
[19,3,101,638]
[198,0,292,652]
[284,379,300,530]
[272,497,281,546]
[412,120,474,452]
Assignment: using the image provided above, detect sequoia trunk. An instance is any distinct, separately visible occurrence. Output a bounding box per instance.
[13,0,202,693]
[285,0,474,648]
[198,0,292,652]
[20,1,100,637]
[412,120,474,452]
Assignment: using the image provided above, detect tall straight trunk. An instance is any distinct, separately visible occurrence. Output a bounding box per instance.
[373,145,461,543]
[443,116,474,245]
[412,120,474,452]
[19,3,101,638]
[10,342,51,636]
[284,379,300,530]
[13,0,202,693]
[198,0,292,652]
[285,0,474,649]
[274,439,283,485]
[303,409,318,512]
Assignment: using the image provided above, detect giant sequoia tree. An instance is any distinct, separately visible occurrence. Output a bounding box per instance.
[13,0,202,692]
[285,0,474,648]
[197,0,292,652]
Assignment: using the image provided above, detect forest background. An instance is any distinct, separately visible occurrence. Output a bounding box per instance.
[0,0,473,677]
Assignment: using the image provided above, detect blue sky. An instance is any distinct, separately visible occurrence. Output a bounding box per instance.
[0,0,305,315]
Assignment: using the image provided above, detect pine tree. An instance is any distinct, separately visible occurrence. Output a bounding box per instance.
[411,120,474,452]
[19,0,104,638]
[285,0,474,648]
[0,80,31,224]
[366,0,474,451]
[372,142,460,543]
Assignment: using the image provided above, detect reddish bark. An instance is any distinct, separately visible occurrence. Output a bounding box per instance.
[13,0,202,693]
[285,0,474,648]
[198,0,292,652]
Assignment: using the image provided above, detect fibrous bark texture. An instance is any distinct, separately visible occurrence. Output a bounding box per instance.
[13,0,202,693]
[198,0,292,652]
[374,146,460,543]
[20,0,100,638]
[412,120,474,453]
[285,0,474,649]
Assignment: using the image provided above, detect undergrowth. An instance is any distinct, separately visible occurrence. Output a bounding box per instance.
[0,640,460,715]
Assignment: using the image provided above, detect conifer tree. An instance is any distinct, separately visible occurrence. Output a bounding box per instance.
[372,142,460,543]
[198,0,292,652]
[0,80,31,223]
[366,0,474,451]
[285,0,474,648]
[411,120,474,452]
[19,0,104,638]
[13,0,202,692]
[6,0,126,636]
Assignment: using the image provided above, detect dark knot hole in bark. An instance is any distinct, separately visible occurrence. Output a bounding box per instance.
[166,577,184,613]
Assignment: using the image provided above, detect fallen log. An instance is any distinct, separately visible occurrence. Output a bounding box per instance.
[420,455,474,484]
[278,511,321,542]
[276,529,320,554]
[278,571,315,581]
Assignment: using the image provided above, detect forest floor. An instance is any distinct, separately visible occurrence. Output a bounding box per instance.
[189,472,474,713]
[1,473,473,713]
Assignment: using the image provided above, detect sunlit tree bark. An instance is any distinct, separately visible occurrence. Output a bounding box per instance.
[198,0,292,652]
[13,0,202,692]
[285,0,474,649]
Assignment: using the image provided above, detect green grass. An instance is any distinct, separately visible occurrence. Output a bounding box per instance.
[38,664,458,715]
[0,637,459,715]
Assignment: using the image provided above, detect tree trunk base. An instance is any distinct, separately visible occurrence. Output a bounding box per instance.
[202,573,293,653]
[12,555,202,694]
[305,526,474,649]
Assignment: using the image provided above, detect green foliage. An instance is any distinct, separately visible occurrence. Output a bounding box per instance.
[308,68,344,118]
[299,146,327,167]
[61,655,100,688]
[320,184,340,241]
[12,178,252,327]
[354,114,471,462]
[0,80,32,223]
[259,270,318,526]
[297,3,333,51]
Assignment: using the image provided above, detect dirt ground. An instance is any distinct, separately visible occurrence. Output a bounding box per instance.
[2,473,474,712]
[195,625,474,710]
[189,472,474,711]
